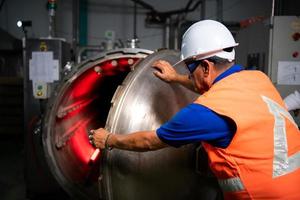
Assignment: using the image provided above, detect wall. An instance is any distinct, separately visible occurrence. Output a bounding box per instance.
[0,0,272,50]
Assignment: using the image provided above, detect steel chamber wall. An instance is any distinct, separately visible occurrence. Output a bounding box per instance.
[42,48,222,200]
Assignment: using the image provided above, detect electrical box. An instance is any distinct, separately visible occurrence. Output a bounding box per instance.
[236,16,300,125]
[23,38,70,198]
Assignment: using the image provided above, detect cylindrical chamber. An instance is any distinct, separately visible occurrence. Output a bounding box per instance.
[102,49,221,200]
[43,48,152,199]
[42,48,222,200]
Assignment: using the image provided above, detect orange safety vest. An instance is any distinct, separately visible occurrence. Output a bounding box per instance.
[195,70,300,199]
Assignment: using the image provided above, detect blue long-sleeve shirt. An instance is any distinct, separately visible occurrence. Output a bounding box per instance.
[156,65,243,148]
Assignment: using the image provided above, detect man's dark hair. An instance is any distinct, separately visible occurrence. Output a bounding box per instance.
[206,47,235,65]
[206,56,232,65]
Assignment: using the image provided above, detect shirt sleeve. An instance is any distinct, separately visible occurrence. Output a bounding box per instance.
[156,103,236,148]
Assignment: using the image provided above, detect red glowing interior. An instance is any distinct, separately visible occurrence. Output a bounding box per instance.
[53,57,139,183]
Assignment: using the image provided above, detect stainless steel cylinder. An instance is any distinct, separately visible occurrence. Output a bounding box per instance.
[102,49,221,200]
[42,48,222,200]
[43,48,152,199]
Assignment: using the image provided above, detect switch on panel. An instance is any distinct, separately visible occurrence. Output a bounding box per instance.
[33,81,50,99]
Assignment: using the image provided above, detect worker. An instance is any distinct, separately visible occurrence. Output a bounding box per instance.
[90,20,300,199]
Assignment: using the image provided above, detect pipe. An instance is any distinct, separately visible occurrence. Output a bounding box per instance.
[267,0,276,78]
[79,0,88,46]
[133,1,137,39]
[164,18,170,49]
[271,0,275,17]
[201,0,206,19]
[47,0,57,38]
[216,0,223,21]
[72,0,79,61]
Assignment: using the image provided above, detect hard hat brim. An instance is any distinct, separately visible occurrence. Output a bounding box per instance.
[174,43,239,67]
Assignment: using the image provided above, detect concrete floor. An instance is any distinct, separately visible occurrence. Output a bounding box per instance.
[0,136,27,200]
[0,134,71,200]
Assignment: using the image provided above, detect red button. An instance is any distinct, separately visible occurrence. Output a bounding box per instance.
[292,32,300,41]
[292,51,299,58]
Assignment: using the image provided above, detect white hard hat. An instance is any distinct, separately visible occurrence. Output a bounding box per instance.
[178,20,239,65]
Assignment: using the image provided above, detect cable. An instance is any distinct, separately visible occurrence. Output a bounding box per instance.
[133,1,137,39]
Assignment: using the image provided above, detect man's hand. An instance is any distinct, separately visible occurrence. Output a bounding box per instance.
[152,60,178,83]
[152,59,197,92]
[90,128,111,149]
[89,129,168,151]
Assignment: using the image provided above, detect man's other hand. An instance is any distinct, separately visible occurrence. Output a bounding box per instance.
[152,60,178,83]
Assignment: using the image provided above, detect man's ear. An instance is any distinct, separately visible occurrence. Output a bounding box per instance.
[201,60,210,75]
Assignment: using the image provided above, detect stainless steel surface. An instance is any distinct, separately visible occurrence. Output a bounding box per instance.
[102,49,221,200]
[42,48,152,200]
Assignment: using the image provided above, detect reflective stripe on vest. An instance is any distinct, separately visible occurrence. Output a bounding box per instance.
[218,177,245,192]
[262,96,300,178]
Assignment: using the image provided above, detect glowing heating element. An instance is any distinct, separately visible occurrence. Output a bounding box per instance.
[90,148,100,162]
